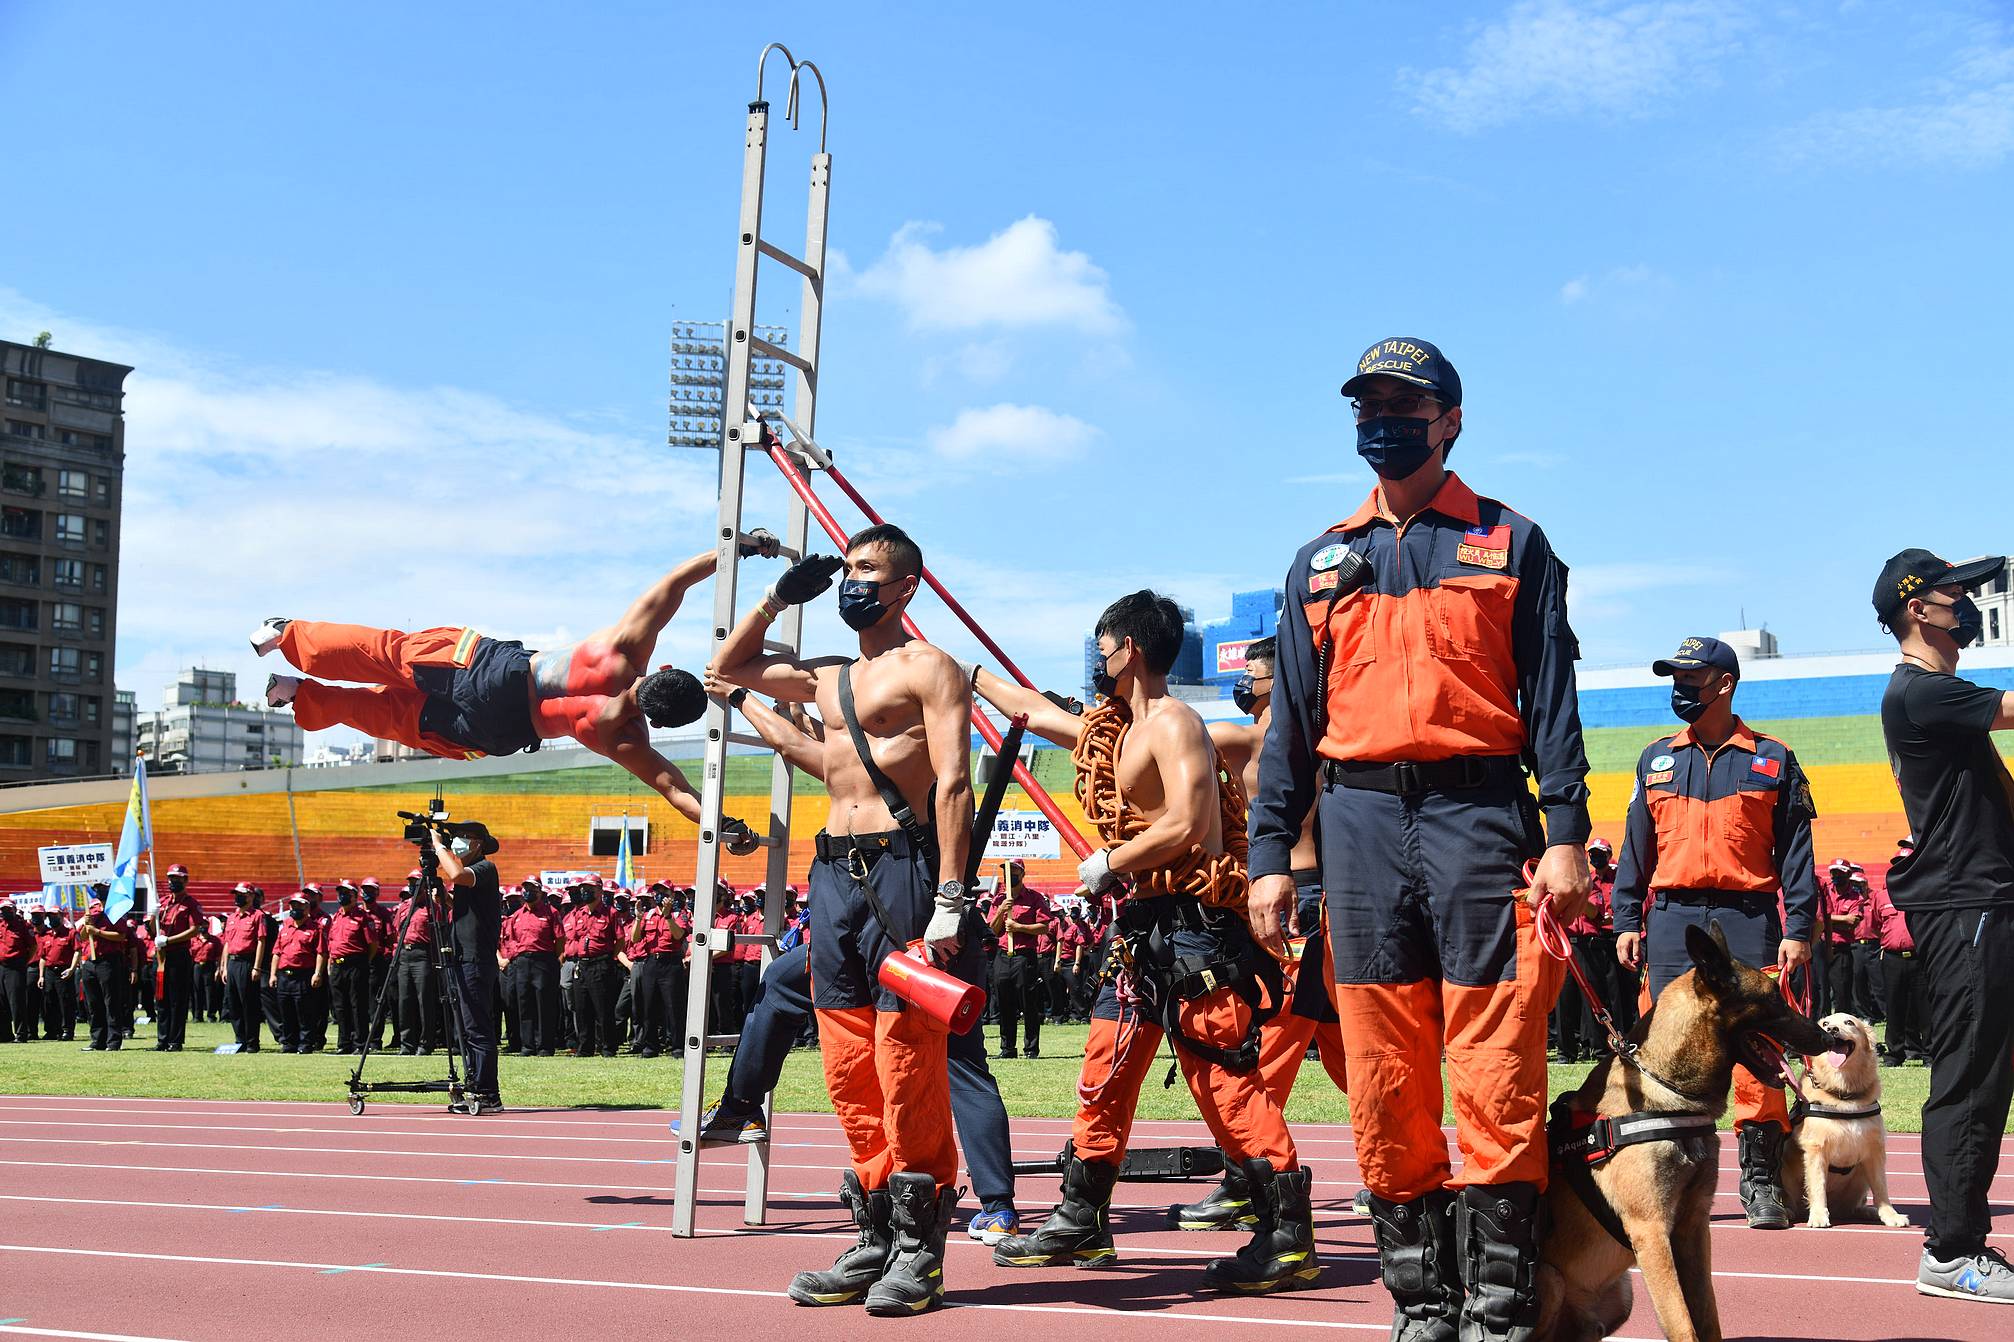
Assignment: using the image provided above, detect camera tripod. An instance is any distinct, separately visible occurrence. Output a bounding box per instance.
[346,842,472,1116]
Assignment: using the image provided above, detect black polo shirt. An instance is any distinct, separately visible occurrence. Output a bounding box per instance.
[1880,663,2014,912]
[449,859,503,964]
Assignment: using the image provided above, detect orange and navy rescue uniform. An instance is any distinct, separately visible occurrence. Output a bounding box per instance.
[278,621,539,760]
[1249,471,1591,1202]
[1611,717,1818,1133]
[807,825,958,1193]
[1254,875,1350,1104]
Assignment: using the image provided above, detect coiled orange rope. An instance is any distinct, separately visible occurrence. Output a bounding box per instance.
[1070,697,1249,911]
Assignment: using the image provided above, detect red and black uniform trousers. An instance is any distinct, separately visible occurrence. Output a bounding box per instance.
[808,827,958,1192]
[1319,765,1563,1199]
[1075,893,1298,1176]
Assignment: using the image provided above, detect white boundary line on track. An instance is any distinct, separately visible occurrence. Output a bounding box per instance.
[0,1193,1940,1287]
[0,1243,1661,1340]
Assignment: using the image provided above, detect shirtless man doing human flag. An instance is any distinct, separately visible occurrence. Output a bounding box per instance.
[255,542,773,847]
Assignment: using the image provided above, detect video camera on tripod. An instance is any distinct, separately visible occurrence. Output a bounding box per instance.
[398,796,492,854]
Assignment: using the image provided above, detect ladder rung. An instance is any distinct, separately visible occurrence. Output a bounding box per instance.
[756,239,820,281]
[749,336,813,378]
[702,1034,742,1049]
[730,933,775,948]
[761,638,798,655]
[724,731,774,750]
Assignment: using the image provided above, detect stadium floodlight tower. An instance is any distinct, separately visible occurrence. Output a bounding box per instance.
[666,41,830,1239]
[668,320,790,449]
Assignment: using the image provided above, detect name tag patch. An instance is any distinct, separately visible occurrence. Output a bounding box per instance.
[1308,570,1340,595]
[1644,769,1674,786]
[1456,524,1511,570]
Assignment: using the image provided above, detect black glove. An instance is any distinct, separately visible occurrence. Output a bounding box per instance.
[769,555,843,606]
[722,817,762,857]
[1042,689,1085,717]
[738,528,781,559]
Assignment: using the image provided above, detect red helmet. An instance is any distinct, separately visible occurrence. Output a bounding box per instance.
[232,881,254,895]
[406,869,422,881]
[302,882,323,895]
[88,899,105,915]
[360,877,380,889]
[166,864,189,877]
[1826,856,1851,871]
[336,878,358,892]
[1587,838,1613,855]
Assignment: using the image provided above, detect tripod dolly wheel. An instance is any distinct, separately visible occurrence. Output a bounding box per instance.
[348,1096,365,1116]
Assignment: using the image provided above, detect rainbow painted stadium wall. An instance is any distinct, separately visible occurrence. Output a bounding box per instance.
[4,647,2009,907]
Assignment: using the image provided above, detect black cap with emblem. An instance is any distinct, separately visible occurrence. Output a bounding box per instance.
[1341,337,1462,407]
[1651,636,1740,681]
[1871,549,2006,621]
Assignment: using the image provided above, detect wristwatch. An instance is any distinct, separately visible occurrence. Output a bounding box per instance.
[936,879,968,902]
[726,686,749,708]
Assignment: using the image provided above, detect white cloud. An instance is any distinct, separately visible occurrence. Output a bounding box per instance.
[1409,1,1747,132]
[1772,37,2014,169]
[1,291,721,750]
[924,403,1100,464]
[852,217,1126,335]
[1560,277,1590,304]
[1555,263,1675,313]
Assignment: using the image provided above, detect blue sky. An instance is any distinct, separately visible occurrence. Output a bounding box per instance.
[3,1,2010,746]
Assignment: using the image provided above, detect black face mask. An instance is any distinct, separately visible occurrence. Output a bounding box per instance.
[1355,413,1442,481]
[1924,595,1984,649]
[233,894,250,909]
[1092,645,1124,699]
[838,578,889,631]
[1670,679,1723,724]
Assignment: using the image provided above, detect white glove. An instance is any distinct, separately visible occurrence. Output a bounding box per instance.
[923,881,966,961]
[953,658,980,686]
[1078,848,1120,895]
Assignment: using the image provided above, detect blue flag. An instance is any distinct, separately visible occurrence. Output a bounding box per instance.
[614,814,633,890]
[107,757,153,921]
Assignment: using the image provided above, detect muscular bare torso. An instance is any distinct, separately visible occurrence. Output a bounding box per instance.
[1209,712,1317,868]
[1113,698,1227,854]
[816,645,938,838]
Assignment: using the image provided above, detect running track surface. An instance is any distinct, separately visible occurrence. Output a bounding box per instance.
[0,1095,2005,1341]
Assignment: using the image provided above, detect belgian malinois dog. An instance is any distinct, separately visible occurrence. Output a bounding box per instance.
[1535,923,1843,1342]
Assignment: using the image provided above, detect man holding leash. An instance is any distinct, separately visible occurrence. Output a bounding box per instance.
[1611,635,1819,1231]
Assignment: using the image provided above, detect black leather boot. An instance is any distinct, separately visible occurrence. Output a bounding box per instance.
[993,1155,1119,1267]
[1201,1159,1322,1294]
[1367,1190,1460,1342]
[1168,1153,1258,1231]
[864,1172,958,1317]
[1737,1122,1790,1230]
[1456,1182,1541,1342]
[787,1170,892,1306]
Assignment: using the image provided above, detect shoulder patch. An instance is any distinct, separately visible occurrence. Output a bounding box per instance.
[1311,543,1347,572]
[1649,753,1675,773]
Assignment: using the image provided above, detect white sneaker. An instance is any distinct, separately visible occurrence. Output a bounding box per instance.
[265,674,301,708]
[1918,1246,2014,1304]
[249,617,290,656]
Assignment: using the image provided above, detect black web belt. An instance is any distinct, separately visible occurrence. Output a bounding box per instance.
[1114,894,1283,1078]
[1323,755,1522,796]
[1792,1098,1882,1124]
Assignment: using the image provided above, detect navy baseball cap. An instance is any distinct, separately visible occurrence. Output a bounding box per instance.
[1651,636,1740,680]
[1341,337,1462,407]
[1872,549,2006,620]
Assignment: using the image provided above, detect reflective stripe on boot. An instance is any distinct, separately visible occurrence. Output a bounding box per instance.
[1201,1160,1322,1294]
[865,1172,959,1317]
[993,1156,1119,1267]
[1169,1152,1257,1231]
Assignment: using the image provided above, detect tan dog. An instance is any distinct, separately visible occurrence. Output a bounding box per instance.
[1783,1013,1910,1229]
[1536,924,1840,1342]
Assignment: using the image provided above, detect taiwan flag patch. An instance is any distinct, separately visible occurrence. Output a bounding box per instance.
[1750,755,1781,779]
[1456,524,1511,570]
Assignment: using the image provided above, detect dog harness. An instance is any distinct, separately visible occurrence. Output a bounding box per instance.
[1548,1096,1718,1249]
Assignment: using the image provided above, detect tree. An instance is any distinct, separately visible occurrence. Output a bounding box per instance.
[32,332,52,349]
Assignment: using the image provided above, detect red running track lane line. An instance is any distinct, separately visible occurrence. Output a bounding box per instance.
[0,1326,194,1342]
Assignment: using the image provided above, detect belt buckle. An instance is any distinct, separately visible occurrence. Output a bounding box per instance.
[1393,762,1425,796]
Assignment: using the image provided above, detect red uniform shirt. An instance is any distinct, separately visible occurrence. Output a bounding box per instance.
[1001,895,1055,954]
[570,906,619,957]
[222,909,266,957]
[396,898,436,948]
[733,910,766,962]
[121,916,151,964]
[272,917,325,971]
[80,913,124,961]
[324,908,378,959]
[1873,884,1915,954]
[37,925,77,969]
[1824,882,1869,947]
[1851,887,1880,940]
[1567,876,1614,937]
[0,913,34,961]
[632,908,683,956]
[503,903,562,957]
[155,893,200,951]
[190,931,221,966]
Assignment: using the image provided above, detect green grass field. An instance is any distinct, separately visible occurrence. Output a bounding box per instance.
[0,1017,1942,1131]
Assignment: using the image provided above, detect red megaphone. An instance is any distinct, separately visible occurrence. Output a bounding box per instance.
[878,941,984,1035]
